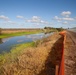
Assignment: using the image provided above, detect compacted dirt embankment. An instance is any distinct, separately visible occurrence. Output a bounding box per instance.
[64,31,76,75]
[0,32,64,75]
[38,33,64,75]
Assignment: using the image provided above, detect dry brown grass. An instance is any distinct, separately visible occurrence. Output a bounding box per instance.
[1,29,42,34]
[0,32,62,75]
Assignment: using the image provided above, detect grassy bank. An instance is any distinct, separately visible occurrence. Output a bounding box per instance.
[0,42,35,66]
[0,30,43,38]
[0,32,63,75]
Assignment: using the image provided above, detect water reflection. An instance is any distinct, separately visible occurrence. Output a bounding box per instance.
[0,33,53,54]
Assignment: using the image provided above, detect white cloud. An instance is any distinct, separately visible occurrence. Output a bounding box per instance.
[40,20,44,23]
[31,16,41,23]
[25,16,49,25]
[40,20,49,24]
[62,21,68,24]
[0,15,9,21]
[54,16,74,21]
[61,11,71,17]
[26,20,31,22]
[53,11,75,26]
[54,16,62,22]
[32,16,40,20]
[26,16,41,23]
[3,21,17,25]
[57,20,62,22]
[35,23,40,25]
[62,17,74,21]
[54,16,62,20]
[16,15,24,19]
[7,21,17,24]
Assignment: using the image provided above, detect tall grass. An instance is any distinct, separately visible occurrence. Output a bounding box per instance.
[0,42,35,66]
[0,40,49,75]
[0,32,61,75]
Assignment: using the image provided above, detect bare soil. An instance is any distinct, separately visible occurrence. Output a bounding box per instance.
[64,31,76,75]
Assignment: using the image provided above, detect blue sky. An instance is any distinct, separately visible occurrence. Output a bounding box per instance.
[0,0,76,28]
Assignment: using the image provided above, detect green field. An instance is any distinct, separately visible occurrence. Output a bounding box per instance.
[0,31,43,38]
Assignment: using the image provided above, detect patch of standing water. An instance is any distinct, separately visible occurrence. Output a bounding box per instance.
[0,33,53,53]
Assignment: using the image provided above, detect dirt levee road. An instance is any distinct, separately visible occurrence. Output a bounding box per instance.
[64,31,76,75]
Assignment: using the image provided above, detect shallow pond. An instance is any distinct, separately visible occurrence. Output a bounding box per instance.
[0,33,53,53]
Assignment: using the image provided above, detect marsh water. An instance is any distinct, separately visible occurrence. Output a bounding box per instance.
[0,33,53,53]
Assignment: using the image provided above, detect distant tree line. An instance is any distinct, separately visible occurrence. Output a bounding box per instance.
[44,27,64,32]
[56,27,64,31]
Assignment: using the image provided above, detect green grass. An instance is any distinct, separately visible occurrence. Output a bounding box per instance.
[0,30,43,38]
[0,42,35,66]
